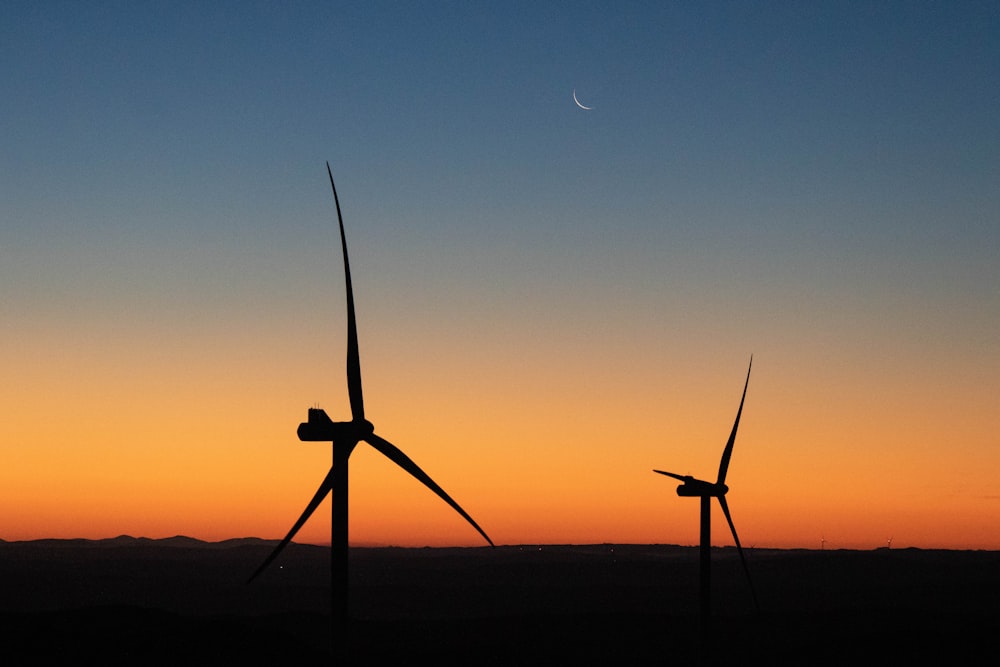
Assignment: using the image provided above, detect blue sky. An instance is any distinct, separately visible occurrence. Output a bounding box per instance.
[6,2,996,278]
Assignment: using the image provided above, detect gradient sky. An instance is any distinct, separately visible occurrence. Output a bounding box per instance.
[2,2,998,550]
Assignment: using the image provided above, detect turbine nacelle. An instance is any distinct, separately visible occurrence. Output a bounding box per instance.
[653,470,728,497]
[675,478,728,498]
[297,407,375,443]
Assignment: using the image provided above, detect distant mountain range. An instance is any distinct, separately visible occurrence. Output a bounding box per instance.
[0,535,276,548]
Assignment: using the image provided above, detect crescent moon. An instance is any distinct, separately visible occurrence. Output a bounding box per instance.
[572,89,593,110]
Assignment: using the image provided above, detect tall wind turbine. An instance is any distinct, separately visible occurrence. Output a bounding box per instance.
[653,357,759,646]
[249,163,494,645]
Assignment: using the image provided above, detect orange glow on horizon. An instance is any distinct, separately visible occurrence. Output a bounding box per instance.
[3,246,998,552]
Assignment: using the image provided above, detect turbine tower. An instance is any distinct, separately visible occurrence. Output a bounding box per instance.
[249,163,494,654]
[653,357,759,653]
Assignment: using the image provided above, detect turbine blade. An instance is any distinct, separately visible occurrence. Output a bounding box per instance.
[365,433,494,547]
[327,162,365,422]
[717,355,752,485]
[718,495,760,611]
[247,467,335,583]
[653,469,688,482]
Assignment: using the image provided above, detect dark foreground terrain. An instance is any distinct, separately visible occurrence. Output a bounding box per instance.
[1,537,997,665]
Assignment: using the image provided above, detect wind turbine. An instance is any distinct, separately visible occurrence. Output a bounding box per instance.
[248,163,494,651]
[653,357,759,651]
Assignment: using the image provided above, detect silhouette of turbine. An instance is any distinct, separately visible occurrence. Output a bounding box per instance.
[248,163,494,637]
[653,357,759,643]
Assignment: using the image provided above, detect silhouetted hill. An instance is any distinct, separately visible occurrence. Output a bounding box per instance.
[1,538,997,665]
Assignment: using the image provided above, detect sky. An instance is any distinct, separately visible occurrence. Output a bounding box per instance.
[2,1,998,551]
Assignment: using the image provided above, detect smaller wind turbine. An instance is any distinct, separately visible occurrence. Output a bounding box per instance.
[654,357,759,645]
